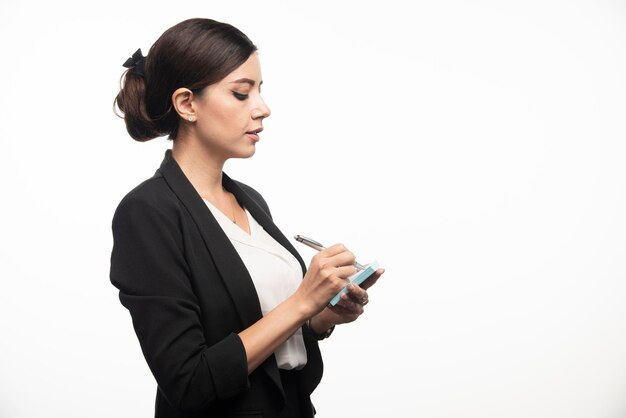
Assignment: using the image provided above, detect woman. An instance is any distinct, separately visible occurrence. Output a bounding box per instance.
[110,18,384,418]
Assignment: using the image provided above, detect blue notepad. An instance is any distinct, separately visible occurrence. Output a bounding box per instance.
[328,261,379,306]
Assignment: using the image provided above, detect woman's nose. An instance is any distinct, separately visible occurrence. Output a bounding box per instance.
[252,96,271,120]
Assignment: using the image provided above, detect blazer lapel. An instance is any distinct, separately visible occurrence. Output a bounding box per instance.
[157,150,263,329]
[156,150,303,408]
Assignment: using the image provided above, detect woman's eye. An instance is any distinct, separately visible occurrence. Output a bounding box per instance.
[233,92,248,101]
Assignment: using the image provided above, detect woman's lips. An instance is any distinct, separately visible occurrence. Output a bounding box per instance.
[246,128,262,142]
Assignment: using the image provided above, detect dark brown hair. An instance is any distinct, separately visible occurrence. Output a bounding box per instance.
[114,18,257,141]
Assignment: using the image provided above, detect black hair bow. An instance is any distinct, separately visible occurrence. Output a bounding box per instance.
[123,48,145,77]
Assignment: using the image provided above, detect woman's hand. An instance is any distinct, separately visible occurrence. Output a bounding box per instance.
[240,244,362,373]
[309,267,385,333]
[294,244,359,318]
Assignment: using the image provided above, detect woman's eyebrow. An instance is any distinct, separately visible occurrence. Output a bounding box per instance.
[229,78,263,86]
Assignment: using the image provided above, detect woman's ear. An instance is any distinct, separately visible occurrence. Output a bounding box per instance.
[172,88,197,122]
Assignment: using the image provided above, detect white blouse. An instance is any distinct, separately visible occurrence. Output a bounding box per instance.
[203,199,308,370]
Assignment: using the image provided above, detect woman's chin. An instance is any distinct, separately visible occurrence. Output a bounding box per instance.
[233,145,257,159]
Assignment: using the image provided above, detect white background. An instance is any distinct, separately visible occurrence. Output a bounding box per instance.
[1,1,625,417]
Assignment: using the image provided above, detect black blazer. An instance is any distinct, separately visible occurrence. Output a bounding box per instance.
[110,150,323,418]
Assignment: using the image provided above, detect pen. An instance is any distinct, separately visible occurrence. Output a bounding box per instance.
[294,234,366,270]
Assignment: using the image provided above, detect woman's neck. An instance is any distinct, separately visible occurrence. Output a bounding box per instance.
[171,138,226,200]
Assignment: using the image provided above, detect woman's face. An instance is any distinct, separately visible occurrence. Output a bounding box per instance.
[192,53,270,160]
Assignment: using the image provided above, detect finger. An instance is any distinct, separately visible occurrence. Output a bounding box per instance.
[336,293,364,314]
[325,249,357,268]
[360,268,385,290]
[326,304,360,322]
[333,265,358,280]
[345,283,368,304]
[321,243,351,258]
[346,283,367,302]
[326,303,351,315]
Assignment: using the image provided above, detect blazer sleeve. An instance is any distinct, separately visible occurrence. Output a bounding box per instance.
[110,193,249,413]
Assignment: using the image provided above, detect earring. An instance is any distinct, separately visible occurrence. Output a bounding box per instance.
[188,116,195,122]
